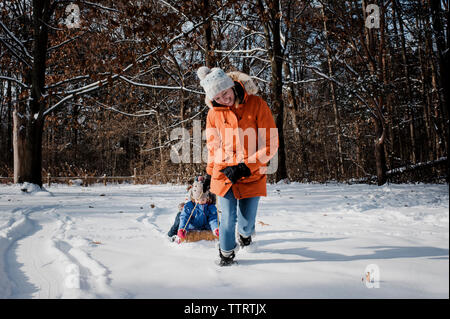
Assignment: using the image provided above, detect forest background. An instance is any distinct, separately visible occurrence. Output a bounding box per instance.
[0,0,448,186]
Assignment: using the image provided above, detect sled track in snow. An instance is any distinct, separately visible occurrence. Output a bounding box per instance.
[0,208,36,298]
[135,206,169,239]
[1,206,121,298]
[45,211,120,298]
[7,208,62,298]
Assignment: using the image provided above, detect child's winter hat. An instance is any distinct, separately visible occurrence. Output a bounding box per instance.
[197,66,235,100]
[189,176,209,202]
[190,179,203,201]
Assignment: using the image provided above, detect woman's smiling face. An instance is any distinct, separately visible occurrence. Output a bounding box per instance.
[213,87,235,107]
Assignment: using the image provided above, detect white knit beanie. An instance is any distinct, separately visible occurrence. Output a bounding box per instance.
[189,180,209,202]
[197,66,235,100]
[190,179,204,201]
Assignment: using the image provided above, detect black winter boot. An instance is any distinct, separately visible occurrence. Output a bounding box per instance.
[238,234,252,247]
[218,249,236,266]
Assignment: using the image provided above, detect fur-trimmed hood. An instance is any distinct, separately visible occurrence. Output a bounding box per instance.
[204,71,259,109]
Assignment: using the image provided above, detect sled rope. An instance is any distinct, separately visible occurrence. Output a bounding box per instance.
[182,202,198,232]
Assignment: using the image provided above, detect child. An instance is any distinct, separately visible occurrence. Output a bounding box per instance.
[168,176,219,241]
[167,202,186,238]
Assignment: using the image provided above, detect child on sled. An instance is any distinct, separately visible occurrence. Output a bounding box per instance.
[168,176,219,242]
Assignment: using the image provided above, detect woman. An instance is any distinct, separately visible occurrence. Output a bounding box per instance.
[197,66,279,266]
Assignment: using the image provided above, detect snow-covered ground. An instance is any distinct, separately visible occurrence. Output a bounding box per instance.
[0,182,448,299]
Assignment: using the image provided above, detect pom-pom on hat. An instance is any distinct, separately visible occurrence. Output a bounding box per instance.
[197,66,235,100]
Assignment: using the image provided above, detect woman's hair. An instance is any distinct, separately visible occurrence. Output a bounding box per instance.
[211,81,244,107]
[233,81,245,104]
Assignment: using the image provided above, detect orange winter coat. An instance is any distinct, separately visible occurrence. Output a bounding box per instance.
[205,71,279,199]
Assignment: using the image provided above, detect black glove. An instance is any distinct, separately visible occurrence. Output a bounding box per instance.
[220,163,251,184]
[203,174,211,193]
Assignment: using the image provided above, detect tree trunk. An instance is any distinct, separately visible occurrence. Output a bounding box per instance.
[282,58,299,144]
[362,0,387,185]
[424,14,445,159]
[258,0,287,182]
[416,12,433,161]
[376,2,388,185]
[394,0,417,164]
[355,121,361,177]
[13,0,51,187]
[271,63,288,182]
[321,5,344,178]
[7,75,13,167]
[374,113,387,186]
[430,0,449,181]
[430,0,449,122]
[13,110,44,186]
[155,109,164,176]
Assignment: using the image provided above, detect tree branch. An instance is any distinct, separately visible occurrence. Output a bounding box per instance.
[0,75,29,88]
[0,20,33,61]
[94,100,157,117]
[119,75,204,95]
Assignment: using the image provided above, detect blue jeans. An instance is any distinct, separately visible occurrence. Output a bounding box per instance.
[217,188,260,253]
[167,212,181,237]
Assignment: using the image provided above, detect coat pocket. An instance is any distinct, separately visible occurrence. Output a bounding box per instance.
[239,171,262,184]
[212,165,227,181]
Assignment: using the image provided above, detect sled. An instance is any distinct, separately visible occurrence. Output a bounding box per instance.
[181,230,218,243]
